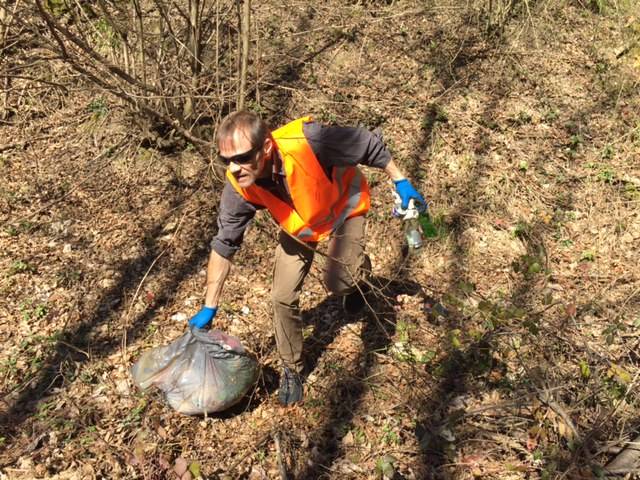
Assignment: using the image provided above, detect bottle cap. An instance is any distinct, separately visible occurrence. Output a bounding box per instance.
[404,199,419,220]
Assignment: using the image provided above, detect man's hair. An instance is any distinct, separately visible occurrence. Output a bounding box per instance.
[216,110,270,149]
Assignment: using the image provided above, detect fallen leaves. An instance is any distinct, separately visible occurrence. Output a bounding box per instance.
[2,2,640,480]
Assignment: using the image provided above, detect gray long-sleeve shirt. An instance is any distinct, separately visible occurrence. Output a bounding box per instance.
[212,121,392,259]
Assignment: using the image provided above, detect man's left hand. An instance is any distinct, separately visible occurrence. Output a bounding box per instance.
[189,306,218,329]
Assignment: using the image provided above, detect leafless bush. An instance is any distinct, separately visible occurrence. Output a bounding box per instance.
[2,0,249,150]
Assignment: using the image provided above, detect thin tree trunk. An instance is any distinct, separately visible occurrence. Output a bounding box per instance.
[0,1,8,48]
[237,0,250,110]
[215,0,220,98]
[255,10,260,107]
[184,0,201,121]
[154,12,163,110]
[132,0,147,88]
[123,41,130,76]
[129,3,136,80]
[1,76,9,121]
[0,1,8,121]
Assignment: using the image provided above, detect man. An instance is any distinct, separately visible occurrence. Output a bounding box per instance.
[189,111,425,406]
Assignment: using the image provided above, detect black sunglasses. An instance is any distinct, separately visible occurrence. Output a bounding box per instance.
[218,146,260,166]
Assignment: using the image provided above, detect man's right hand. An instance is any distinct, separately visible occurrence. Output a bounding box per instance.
[189,306,218,329]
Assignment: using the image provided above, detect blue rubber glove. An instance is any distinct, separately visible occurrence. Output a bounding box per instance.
[189,306,218,329]
[394,179,426,210]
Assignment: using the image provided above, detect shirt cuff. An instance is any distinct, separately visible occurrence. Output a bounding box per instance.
[210,238,238,260]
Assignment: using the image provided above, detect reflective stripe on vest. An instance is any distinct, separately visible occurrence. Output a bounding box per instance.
[226,116,370,242]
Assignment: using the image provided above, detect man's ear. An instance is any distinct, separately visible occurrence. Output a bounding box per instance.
[263,137,273,156]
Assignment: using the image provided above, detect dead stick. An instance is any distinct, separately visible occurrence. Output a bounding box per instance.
[227,432,271,473]
[9,139,129,226]
[538,390,581,441]
[274,431,288,480]
[605,434,640,475]
[0,142,24,153]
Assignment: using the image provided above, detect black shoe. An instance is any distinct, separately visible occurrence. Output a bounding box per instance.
[278,367,303,406]
[343,284,370,315]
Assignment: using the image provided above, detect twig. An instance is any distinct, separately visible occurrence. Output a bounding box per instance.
[9,139,129,225]
[615,40,639,59]
[604,434,640,475]
[537,389,581,441]
[0,142,25,153]
[120,193,199,363]
[274,431,288,480]
[57,340,90,359]
[227,431,272,473]
[0,74,68,92]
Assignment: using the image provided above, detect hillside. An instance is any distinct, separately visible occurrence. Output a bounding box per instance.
[1,0,640,479]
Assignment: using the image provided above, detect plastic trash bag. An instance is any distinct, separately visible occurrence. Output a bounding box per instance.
[131,327,258,415]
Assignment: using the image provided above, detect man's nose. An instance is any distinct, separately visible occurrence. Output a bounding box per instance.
[228,161,241,173]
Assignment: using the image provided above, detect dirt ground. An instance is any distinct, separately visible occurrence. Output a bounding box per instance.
[1,0,640,479]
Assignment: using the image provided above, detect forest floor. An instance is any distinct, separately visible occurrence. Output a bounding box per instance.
[1,0,640,479]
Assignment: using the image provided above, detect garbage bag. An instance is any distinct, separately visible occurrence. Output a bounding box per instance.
[131,327,258,415]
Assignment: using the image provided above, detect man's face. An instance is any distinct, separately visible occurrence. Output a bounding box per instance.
[218,128,271,189]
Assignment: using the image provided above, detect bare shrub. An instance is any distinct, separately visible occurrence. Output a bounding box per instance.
[4,0,248,150]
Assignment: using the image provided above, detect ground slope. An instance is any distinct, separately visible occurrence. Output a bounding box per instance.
[1,1,639,479]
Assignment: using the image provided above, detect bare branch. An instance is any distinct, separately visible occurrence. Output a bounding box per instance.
[34,0,160,96]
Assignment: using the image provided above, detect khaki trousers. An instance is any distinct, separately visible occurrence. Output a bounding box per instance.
[272,215,367,373]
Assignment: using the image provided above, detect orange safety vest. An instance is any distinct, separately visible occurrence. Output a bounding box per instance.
[226,116,370,242]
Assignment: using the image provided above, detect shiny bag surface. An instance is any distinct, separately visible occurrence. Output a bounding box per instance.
[131,328,258,414]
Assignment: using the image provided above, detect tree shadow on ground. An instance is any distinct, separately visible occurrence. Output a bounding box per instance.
[266,11,501,475]
[250,21,348,124]
[292,266,424,479]
[302,274,424,377]
[0,176,217,449]
[406,36,630,475]
[395,5,564,474]
[413,190,558,477]
[410,101,533,480]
